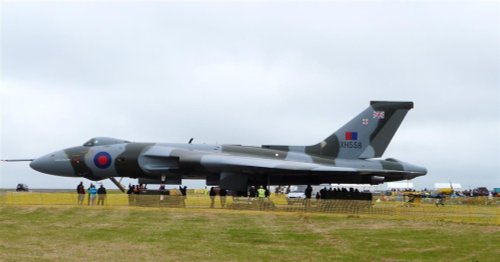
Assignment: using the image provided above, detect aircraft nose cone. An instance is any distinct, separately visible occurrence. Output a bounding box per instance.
[30,151,74,176]
[405,164,428,179]
[30,158,41,172]
[30,156,51,174]
[419,166,428,175]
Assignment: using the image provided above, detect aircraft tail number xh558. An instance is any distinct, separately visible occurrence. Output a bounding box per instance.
[8,101,427,193]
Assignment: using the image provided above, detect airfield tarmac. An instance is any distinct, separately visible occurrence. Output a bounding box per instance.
[0,191,499,261]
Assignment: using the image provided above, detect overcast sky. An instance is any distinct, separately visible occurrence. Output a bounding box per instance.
[1,0,498,190]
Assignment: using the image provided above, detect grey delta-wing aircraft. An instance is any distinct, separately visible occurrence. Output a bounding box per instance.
[3,101,426,193]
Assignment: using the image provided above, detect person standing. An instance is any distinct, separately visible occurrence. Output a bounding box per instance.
[179,186,187,207]
[209,187,216,208]
[257,186,266,198]
[305,185,313,208]
[97,184,107,206]
[257,186,266,210]
[127,185,134,205]
[76,182,85,205]
[88,184,97,206]
[159,184,166,201]
[87,184,91,205]
[249,186,257,198]
[219,188,227,208]
[305,185,313,199]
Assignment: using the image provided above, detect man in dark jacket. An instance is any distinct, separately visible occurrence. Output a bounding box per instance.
[76,182,85,205]
[305,185,313,199]
[97,184,107,206]
[219,188,227,208]
[209,187,217,208]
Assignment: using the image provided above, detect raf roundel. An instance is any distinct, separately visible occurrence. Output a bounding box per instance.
[93,152,112,169]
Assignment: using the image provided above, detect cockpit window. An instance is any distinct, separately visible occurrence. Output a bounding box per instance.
[83,139,95,147]
[83,137,130,147]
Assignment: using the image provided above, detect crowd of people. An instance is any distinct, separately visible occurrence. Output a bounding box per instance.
[77,182,496,208]
[124,184,189,206]
[76,181,107,206]
[207,185,272,208]
[209,187,226,208]
[126,184,148,195]
[315,186,368,200]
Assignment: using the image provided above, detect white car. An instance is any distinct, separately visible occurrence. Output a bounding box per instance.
[287,190,306,199]
[286,190,306,205]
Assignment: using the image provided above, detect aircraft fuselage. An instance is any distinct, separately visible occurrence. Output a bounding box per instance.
[21,101,428,192]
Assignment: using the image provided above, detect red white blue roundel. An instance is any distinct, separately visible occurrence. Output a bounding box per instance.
[94,152,112,169]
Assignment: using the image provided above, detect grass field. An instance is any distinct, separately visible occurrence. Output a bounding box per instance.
[0,205,499,261]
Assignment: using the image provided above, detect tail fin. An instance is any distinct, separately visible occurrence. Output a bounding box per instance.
[305,101,414,159]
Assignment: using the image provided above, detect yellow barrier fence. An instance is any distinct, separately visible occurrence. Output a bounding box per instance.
[1,192,498,224]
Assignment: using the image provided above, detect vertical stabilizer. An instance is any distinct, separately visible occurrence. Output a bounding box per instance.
[305,101,414,159]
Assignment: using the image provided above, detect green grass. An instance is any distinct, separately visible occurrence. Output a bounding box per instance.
[0,206,498,261]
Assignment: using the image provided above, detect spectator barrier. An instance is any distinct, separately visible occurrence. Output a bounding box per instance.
[0,191,498,225]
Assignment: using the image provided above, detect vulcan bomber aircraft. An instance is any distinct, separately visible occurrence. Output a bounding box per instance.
[3,101,426,193]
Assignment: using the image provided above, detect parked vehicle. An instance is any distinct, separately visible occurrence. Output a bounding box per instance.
[286,190,305,205]
[16,183,29,192]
